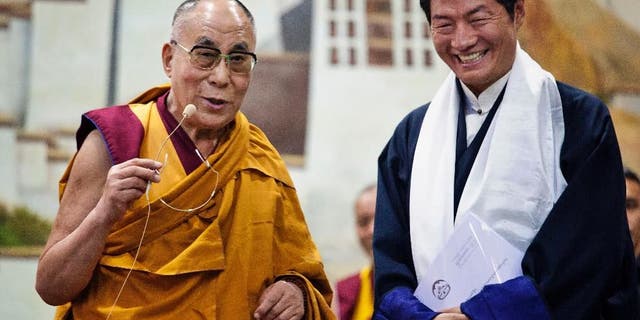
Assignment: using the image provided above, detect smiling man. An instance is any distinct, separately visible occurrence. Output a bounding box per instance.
[35,1,334,319]
[373,0,637,319]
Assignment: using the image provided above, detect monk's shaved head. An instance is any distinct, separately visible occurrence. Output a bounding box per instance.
[172,0,254,26]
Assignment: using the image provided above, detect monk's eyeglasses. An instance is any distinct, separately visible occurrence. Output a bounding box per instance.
[170,40,257,74]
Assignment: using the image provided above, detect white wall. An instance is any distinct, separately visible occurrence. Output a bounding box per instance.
[612,93,640,114]
[115,0,180,103]
[0,19,28,121]
[44,158,70,221]
[17,137,52,218]
[25,0,114,131]
[0,28,9,118]
[0,126,18,205]
[7,18,31,123]
[595,0,640,32]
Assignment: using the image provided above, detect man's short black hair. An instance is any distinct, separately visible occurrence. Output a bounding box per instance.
[625,167,640,184]
[419,0,518,24]
[172,0,254,26]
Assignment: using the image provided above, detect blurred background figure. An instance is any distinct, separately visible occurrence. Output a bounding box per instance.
[624,166,640,309]
[335,184,376,320]
[626,167,640,257]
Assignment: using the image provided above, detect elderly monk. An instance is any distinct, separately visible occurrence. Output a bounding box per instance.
[35,1,334,319]
[373,0,637,319]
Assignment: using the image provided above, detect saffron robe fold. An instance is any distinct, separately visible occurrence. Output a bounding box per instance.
[373,82,638,319]
[54,85,334,319]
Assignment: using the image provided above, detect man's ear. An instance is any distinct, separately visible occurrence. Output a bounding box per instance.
[162,43,174,78]
[514,0,526,29]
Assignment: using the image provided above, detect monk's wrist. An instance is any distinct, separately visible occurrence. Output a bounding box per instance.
[278,276,308,316]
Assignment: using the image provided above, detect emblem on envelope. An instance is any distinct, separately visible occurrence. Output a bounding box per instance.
[432,279,451,300]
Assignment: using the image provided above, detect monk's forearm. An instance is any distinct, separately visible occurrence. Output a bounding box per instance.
[36,208,114,306]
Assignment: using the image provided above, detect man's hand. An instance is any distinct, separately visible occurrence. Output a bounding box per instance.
[435,306,469,320]
[97,158,162,226]
[254,280,304,320]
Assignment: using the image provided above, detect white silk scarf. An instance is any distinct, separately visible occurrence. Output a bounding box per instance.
[409,46,567,284]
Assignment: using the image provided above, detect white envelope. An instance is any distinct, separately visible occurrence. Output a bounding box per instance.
[414,212,524,311]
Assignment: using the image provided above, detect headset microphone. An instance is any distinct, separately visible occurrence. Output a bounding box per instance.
[182,104,197,118]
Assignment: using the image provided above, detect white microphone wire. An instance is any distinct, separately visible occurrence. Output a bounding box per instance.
[106,105,194,319]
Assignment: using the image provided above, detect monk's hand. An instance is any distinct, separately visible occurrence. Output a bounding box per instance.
[435,306,469,320]
[254,280,304,320]
[97,158,162,225]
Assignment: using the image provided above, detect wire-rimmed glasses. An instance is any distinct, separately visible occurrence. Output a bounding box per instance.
[170,40,258,74]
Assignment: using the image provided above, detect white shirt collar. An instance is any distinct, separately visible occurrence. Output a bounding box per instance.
[459,71,511,115]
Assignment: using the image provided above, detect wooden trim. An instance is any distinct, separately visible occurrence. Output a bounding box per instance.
[0,15,8,28]
[0,113,17,127]
[0,1,31,19]
[53,127,77,137]
[282,154,305,167]
[17,131,56,148]
[48,149,72,162]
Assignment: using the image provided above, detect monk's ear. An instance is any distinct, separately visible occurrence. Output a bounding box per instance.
[514,0,525,30]
[162,43,174,78]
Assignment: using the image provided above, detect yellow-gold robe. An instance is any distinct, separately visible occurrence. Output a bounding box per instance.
[54,85,334,319]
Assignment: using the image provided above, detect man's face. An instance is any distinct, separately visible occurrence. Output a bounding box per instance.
[430,0,524,95]
[355,189,376,260]
[162,0,256,131]
[626,178,640,257]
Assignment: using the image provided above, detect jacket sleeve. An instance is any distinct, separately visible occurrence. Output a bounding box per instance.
[373,107,437,319]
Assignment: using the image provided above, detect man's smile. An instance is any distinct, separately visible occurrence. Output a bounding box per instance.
[457,50,488,64]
